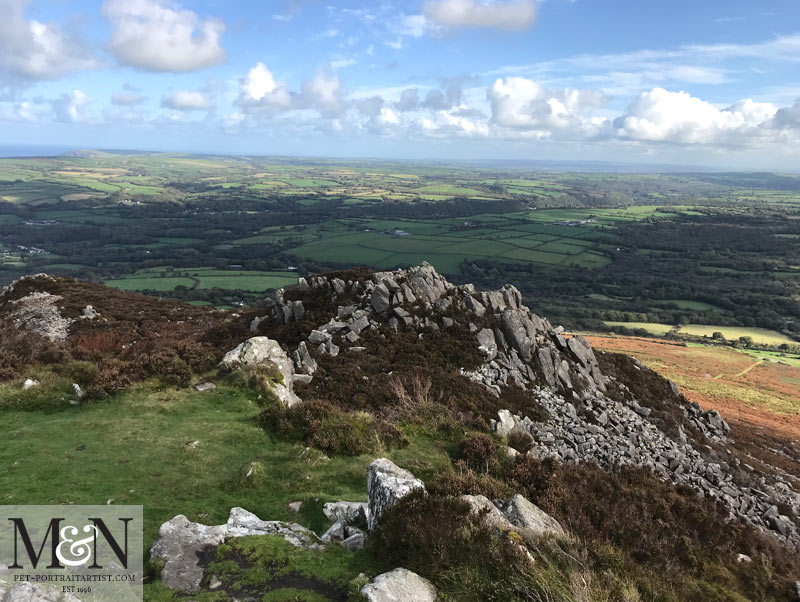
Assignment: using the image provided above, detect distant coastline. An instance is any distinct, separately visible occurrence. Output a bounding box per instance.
[0,145,77,158]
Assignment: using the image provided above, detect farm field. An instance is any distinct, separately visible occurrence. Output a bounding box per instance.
[1,152,799,346]
[106,267,298,293]
[603,321,793,346]
[586,335,800,438]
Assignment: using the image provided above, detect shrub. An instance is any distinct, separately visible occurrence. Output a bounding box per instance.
[458,433,499,473]
[60,361,98,387]
[86,360,130,398]
[507,429,535,453]
[0,349,20,382]
[426,471,512,500]
[369,490,571,601]
[130,348,191,388]
[258,400,407,456]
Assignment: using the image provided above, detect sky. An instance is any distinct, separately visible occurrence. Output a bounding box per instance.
[2,0,800,168]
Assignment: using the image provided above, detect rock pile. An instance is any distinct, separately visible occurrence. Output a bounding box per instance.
[493,389,800,548]
[264,262,608,399]
[255,263,799,549]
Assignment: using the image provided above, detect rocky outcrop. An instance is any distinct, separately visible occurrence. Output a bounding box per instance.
[150,508,321,593]
[493,392,800,548]
[257,263,799,548]
[220,336,302,406]
[8,291,74,342]
[361,568,437,602]
[367,458,425,530]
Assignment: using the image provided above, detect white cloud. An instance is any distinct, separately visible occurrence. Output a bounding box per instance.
[237,62,292,110]
[424,0,537,31]
[488,77,607,138]
[0,0,96,81]
[302,69,345,114]
[161,90,211,111]
[103,0,225,72]
[330,57,358,70]
[50,90,94,123]
[614,88,777,145]
[0,101,37,123]
[112,92,147,106]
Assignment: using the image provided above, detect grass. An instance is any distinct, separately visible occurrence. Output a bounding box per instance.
[679,325,795,345]
[604,321,676,335]
[0,374,456,599]
[603,322,795,346]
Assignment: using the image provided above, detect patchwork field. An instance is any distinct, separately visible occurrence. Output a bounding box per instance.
[586,335,800,439]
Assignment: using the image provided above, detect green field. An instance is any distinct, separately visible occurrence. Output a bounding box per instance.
[678,324,795,345]
[105,268,298,293]
[604,321,793,346]
[604,321,676,335]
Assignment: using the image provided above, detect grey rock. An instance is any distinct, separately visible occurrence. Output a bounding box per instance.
[194,382,216,392]
[341,529,367,550]
[308,329,331,345]
[220,337,301,407]
[323,501,368,527]
[493,409,517,437]
[6,582,63,602]
[349,315,370,334]
[149,515,227,593]
[293,341,318,375]
[361,568,437,602]
[461,494,514,531]
[367,458,425,530]
[502,494,565,537]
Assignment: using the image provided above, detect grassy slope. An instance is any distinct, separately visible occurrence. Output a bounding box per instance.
[0,374,456,601]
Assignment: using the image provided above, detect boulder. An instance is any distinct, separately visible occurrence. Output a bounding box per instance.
[220,337,301,407]
[493,409,517,437]
[151,509,322,593]
[149,515,227,593]
[5,582,63,602]
[293,341,318,375]
[461,495,514,532]
[226,507,321,549]
[367,458,425,530]
[22,378,39,390]
[361,568,437,602]
[323,501,368,528]
[502,494,565,537]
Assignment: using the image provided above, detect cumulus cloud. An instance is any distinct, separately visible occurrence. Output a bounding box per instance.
[488,77,608,138]
[103,0,225,72]
[302,69,345,114]
[424,0,537,31]
[0,0,96,81]
[161,90,211,111]
[614,88,777,145]
[237,63,292,110]
[396,88,420,112]
[50,90,94,123]
[0,101,37,123]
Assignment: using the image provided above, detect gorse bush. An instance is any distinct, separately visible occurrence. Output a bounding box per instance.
[257,399,407,456]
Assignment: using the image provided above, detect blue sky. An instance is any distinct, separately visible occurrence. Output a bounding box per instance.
[2,0,800,167]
